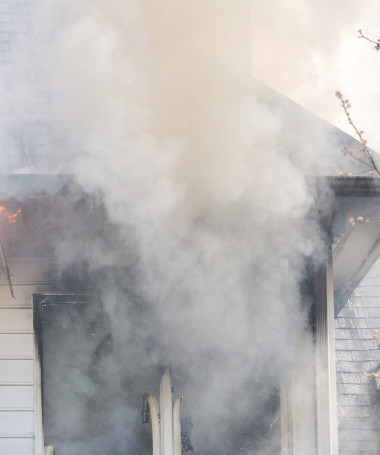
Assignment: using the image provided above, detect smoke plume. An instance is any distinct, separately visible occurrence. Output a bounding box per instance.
[0,1,342,453]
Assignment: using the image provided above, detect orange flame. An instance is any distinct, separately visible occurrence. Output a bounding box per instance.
[0,207,22,224]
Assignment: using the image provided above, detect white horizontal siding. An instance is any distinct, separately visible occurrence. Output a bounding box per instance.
[0,309,32,332]
[0,258,56,455]
[0,437,34,455]
[0,386,33,409]
[0,411,34,435]
[0,257,53,285]
[0,281,37,453]
[0,284,52,306]
[0,360,33,384]
[0,334,34,358]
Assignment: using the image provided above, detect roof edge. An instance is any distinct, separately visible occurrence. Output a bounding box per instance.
[323,176,380,197]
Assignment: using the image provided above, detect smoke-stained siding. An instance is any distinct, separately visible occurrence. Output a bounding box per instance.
[336,258,380,455]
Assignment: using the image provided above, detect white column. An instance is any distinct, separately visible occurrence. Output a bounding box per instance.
[315,248,339,455]
[160,366,174,455]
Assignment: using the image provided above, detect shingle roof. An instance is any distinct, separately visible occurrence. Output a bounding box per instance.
[253,79,380,177]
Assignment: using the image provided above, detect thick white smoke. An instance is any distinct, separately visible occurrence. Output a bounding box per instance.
[0,0,343,453]
[39,2,322,453]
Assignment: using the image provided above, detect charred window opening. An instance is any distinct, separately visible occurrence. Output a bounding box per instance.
[33,293,283,455]
[34,294,154,455]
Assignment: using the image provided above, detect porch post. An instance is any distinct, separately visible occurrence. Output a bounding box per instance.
[314,246,338,455]
[160,366,174,455]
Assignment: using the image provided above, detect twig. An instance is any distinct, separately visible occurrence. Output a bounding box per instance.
[335,91,380,176]
[361,329,380,379]
[358,29,380,51]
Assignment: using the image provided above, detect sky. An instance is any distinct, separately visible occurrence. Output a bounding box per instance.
[251,0,380,152]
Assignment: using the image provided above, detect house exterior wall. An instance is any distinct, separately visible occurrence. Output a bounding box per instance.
[0,257,54,455]
[335,258,380,455]
[0,3,62,448]
[0,0,54,173]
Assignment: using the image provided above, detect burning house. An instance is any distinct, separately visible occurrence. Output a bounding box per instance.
[1,1,380,455]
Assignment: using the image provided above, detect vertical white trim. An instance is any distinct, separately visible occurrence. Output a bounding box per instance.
[315,249,339,455]
[280,386,291,454]
[160,366,173,455]
[173,397,182,455]
[146,394,161,455]
[286,329,317,455]
[34,315,44,455]
[326,258,339,455]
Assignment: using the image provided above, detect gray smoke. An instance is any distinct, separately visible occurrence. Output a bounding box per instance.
[0,1,346,453]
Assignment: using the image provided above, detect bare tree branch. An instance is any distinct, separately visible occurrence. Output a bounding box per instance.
[335,91,380,176]
[357,29,380,51]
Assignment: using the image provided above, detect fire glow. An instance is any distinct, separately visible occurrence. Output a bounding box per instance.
[0,206,22,223]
